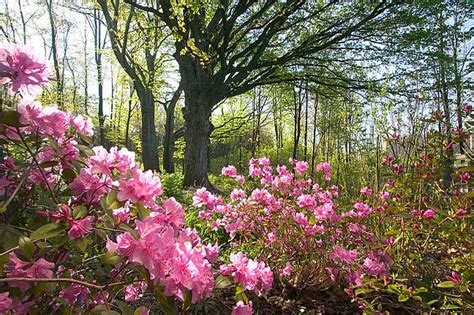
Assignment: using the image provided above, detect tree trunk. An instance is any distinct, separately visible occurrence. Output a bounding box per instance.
[135,85,159,171]
[180,80,215,187]
[163,86,182,173]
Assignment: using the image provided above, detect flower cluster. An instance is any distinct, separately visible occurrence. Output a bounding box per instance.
[107,199,215,303]
[220,252,273,296]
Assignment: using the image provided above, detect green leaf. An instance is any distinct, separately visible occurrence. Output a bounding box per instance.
[31,223,67,241]
[437,281,456,288]
[73,205,88,219]
[398,294,409,302]
[0,111,24,127]
[62,168,76,184]
[101,190,123,211]
[101,251,123,265]
[135,202,149,219]
[19,236,34,259]
[133,307,149,315]
[215,274,232,289]
[0,206,6,214]
[40,160,59,168]
[73,237,88,252]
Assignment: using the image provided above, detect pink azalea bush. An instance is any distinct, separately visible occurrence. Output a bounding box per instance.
[0,45,226,314]
[194,151,472,312]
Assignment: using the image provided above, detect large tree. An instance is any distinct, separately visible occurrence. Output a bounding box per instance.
[123,0,401,187]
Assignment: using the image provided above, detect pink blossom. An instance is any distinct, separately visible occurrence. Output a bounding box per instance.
[193,187,219,210]
[124,281,147,302]
[58,283,90,305]
[446,271,461,284]
[455,209,467,217]
[460,172,470,184]
[363,257,387,276]
[25,258,55,278]
[314,202,335,221]
[18,101,70,140]
[68,216,94,239]
[5,253,55,291]
[422,209,436,220]
[465,105,472,114]
[222,165,238,177]
[117,168,163,207]
[71,115,94,136]
[70,168,112,204]
[204,243,219,263]
[294,160,309,175]
[267,232,276,245]
[159,197,185,228]
[220,252,273,296]
[297,194,316,209]
[316,162,331,180]
[294,212,308,226]
[113,203,131,223]
[0,175,12,196]
[231,189,246,201]
[232,301,253,315]
[0,156,16,171]
[360,186,372,196]
[330,245,358,264]
[279,262,292,277]
[0,44,49,96]
[10,296,34,315]
[0,292,12,313]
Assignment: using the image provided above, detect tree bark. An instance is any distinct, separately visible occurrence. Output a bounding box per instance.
[135,85,159,171]
[163,85,183,173]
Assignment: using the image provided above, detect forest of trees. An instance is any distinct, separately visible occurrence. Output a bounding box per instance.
[1,0,472,192]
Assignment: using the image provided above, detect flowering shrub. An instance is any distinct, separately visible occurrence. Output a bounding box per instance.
[195,151,473,312]
[0,44,254,314]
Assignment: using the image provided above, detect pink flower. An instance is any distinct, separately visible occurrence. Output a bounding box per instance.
[267,232,276,244]
[5,253,55,291]
[220,252,273,296]
[204,243,219,263]
[279,262,292,277]
[465,105,472,114]
[70,168,112,204]
[222,165,238,177]
[68,216,94,239]
[71,115,94,136]
[455,209,467,217]
[422,209,436,220]
[117,168,163,207]
[159,197,185,228]
[59,283,90,304]
[460,172,470,184]
[0,175,12,196]
[446,271,460,284]
[330,245,358,264]
[360,186,372,196]
[294,160,309,175]
[231,189,246,201]
[363,257,387,276]
[0,44,49,96]
[18,101,70,139]
[0,292,12,313]
[297,194,316,209]
[294,212,308,226]
[124,281,147,302]
[316,162,331,180]
[26,258,55,278]
[232,301,253,315]
[0,156,16,170]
